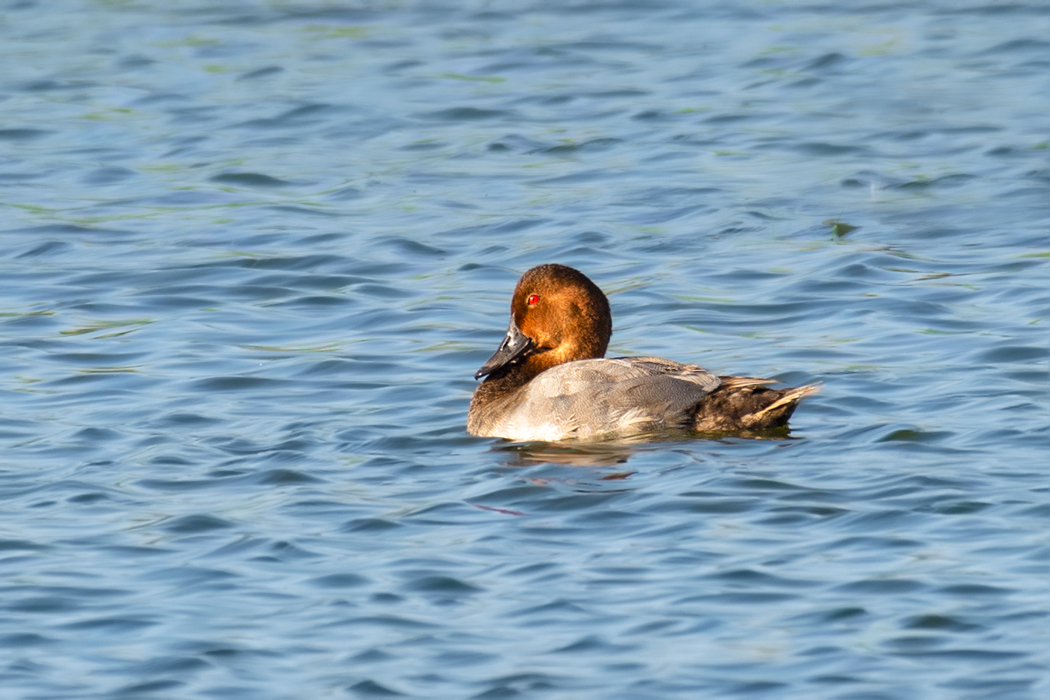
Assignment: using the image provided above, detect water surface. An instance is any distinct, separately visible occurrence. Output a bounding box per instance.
[1,1,1049,698]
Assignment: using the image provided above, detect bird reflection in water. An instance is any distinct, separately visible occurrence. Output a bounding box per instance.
[494,440,637,469]
[491,426,797,469]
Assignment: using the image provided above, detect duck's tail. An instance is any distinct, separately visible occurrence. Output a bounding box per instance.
[693,377,819,433]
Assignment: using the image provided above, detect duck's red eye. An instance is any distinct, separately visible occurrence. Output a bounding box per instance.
[527,294,540,306]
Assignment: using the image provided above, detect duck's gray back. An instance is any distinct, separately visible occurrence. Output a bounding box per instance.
[494,357,721,441]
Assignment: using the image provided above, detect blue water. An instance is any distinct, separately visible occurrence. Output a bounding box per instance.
[2,1,1049,698]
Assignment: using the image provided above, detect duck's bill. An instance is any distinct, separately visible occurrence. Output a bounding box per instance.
[475,320,535,379]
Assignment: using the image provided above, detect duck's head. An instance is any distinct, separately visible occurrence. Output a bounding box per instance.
[475,264,612,380]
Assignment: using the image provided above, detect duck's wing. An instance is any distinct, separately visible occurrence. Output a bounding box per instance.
[509,357,721,439]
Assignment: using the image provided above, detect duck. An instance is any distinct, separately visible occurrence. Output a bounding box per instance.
[467,264,817,442]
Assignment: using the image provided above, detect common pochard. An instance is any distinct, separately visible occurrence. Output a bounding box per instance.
[468,264,817,442]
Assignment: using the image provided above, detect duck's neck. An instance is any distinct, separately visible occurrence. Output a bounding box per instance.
[477,360,543,397]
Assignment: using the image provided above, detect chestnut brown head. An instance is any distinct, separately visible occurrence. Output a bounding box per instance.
[475,264,612,380]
